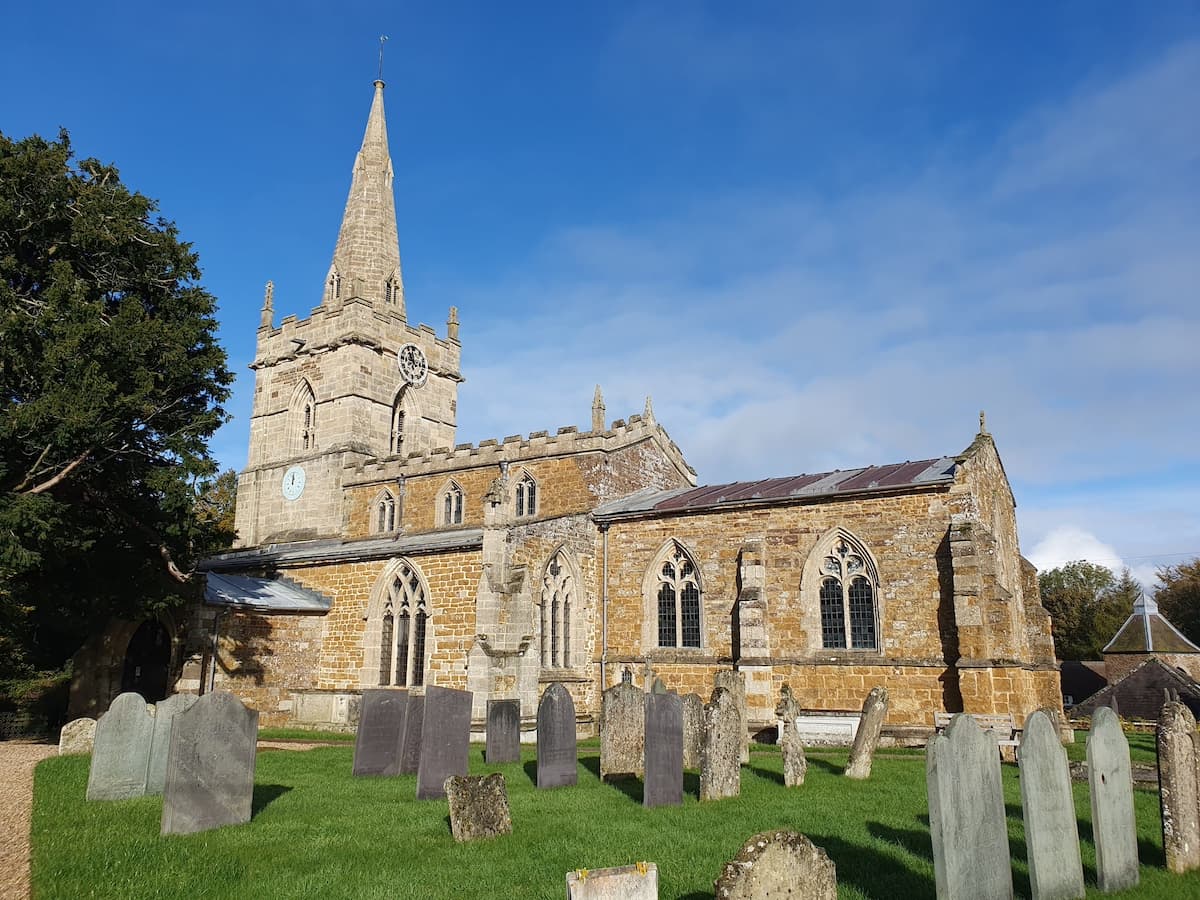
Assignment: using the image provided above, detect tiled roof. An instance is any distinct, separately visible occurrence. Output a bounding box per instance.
[594,457,957,520]
[1103,594,1200,654]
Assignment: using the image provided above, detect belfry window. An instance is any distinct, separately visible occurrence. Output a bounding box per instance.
[292,381,317,453]
[654,542,701,648]
[373,491,396,534]
[378,562,428,687]
[442,482,464,526]
[391,403,405,455]
[818,539,878,649]
[328,271,342,300]
[384,276,399,306]
[541,551,575,668]
[515,473,537,518]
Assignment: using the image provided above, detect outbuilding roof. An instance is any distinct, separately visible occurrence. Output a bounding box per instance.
[1103,593,1200,654]
[204,572,333,613]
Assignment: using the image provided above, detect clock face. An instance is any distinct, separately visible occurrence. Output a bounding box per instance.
[397,343,429,387]
[281,465,306,501]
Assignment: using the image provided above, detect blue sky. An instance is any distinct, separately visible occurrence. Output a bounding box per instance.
[4,2,1198,588]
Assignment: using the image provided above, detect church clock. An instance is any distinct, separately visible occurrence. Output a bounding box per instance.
[397,343,428,387]
[281,465,306,501]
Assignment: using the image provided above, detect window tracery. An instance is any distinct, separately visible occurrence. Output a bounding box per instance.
[441,481,464,526]
[515,472,537,518]
[653,542,701,648]
[377,562,428,687]
[817,537,878,649]
[541,550,575,668]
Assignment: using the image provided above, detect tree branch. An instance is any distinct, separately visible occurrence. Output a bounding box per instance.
[22,448,92,494]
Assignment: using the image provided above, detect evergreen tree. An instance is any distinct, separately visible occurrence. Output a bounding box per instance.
[0,130,232,677]
[1038,560,1138,660]
[1156,558,1200,645]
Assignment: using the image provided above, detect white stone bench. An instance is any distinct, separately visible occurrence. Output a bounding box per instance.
[934,712,1020,755]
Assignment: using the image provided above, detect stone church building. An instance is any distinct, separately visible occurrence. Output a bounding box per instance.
[92,81,1065,739]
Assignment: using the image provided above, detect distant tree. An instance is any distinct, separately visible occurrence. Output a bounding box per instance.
[0,130,232,677]
[194,468,238,554]
[1038,561,1137,660]
[1156,558,1200,646]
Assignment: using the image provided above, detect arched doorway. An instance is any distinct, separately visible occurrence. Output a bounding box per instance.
[120,620,172,701]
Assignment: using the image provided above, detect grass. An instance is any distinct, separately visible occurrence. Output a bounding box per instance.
[257,727,355,743]
[1066,729,1159,765]
[31,741,1197,900]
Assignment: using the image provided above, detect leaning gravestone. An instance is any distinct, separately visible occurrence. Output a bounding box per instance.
[714,670,749,764]
[147,693,199,794]
[58,717,97,755]
[161,691,258,835]
[86,692,155,801]
[352,689,408,776]
[701,687,741,801]
[416,686,473,800]
[927,713,1013,900]
[1157,700,1200,874]
[844,685,888,779]
[486,698,521,764]
[600,681,644,780]
[398,693,425,774]
[1087,706,1139,892]
[776,685,807,787]
[714,830,837,900]
[1019,710,1085,900]
[445,773,513,842]
[537,682,577,788]
[644,691,683,807]
[681,693,704,770]
[566,862,658,899]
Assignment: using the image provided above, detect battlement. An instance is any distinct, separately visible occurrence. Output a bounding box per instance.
[343,411,696,486]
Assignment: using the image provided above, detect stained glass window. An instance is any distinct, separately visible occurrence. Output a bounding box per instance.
[655,542,702,648]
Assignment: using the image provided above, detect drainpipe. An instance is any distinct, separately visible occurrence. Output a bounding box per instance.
[207,608,225,695]
[600,524,609,689]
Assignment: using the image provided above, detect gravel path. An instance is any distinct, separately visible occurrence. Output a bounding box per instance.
[0,742,55,900]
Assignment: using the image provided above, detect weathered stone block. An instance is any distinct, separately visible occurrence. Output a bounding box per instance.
[1018,710,1084,899]
[566,862,658,899]
[58,717,96,756]
[445,773,512,842]
[845,685,887,779]
[681,692,704,771]
[600,682,644,780]
[701,687,741,801]
[1087,706,1139,892]
[714,831,837,900]
[715,670,749,765]
[1156,700,1200,874]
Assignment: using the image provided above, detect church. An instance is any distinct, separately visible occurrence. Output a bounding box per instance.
[159,80,1063,740]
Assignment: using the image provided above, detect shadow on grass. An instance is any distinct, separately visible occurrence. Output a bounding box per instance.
[806,757,843,775]
[867,821,931,860]
[684,771,700,798]
[810,832,936,899]
[577,756,646,803]
[747,765,784,786]
[251,784,292,816]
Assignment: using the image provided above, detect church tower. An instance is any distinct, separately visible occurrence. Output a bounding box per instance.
[232,80,462,547]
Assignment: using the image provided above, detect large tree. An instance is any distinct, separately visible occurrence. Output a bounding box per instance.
[0,130,232,677]
[1156,558,1200,646]
[1038,560,1137,660]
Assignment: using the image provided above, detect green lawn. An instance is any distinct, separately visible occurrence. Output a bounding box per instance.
[32,743,1195,900]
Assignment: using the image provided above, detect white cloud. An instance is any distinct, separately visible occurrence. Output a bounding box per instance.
[1027,527,1123,576]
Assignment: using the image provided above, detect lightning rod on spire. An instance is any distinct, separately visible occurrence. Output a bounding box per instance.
[378,35,389,82]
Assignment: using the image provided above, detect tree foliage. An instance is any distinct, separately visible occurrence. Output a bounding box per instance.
[1038,560,1138,660]
[1156,558,1200,646]
[0,130,233,677]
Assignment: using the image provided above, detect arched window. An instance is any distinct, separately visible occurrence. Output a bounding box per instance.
[328,269,342,301]
[515,472,537,518]
[384,274,400,306]
[373,490,396,534]
[541,550,576,668]
[653,541,701,648]
[377,562,429,687]
[816,537,879,649]
[441,481,464,526]
[291,380,317,453]
[391,396,406,455]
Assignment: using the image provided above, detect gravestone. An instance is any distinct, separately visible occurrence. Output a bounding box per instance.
[398,693,425,774]
[775,684,802,738]
[1087,706,1139,892]
[714,830,837,900]
[86,692,155,801]
[58,717,96,755]
[566,862,658,899]
[161,691,258,835]
[537,682,577,788]
[776,685,807,787]
[714,670,749,764]
[415,686,472,800]
[701,687,741,801]
[600,681,644,780]
[681,693,704,770]
[445,773,513,842]
[486,698,521,764]
[844,685,888,779]
[1157,700,1200,874]
[644,691,683,807]
[1018,710,1085,899]
[651,677,668,694]
[352,689,408,776]
[147,693,198,794]
[927,713,1013,900]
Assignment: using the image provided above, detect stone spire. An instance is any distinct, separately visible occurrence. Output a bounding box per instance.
[592,385,606,432]
[260,280,274,329]
[325,80,404,317]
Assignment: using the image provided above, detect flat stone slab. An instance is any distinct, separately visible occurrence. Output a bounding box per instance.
[701,687,741,801]
[1158,700,1200,874]
[445,773,513,842]
[844,685,887,779]
[537,682,577,789]
[600,682,644,779]
[161,691,258,836]
[1087,706,1140,892]
[714,830,837,900]
[714,671,749,765]
[398,693,425,775]
[58,717,96,756]
[87,692,154,801]
[681,693,703,770]
[416,686,472,800]
[566,862,658,899]
[644,692,683,808]
[353,689,408,776]
[1019,709,1084,899]
[147,693,198,794]
[485,699,521,764]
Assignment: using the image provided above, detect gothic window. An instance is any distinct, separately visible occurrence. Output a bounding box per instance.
[541,550,575,668]
[377,562,428,687]
[515,472,537,518]
[373,490,396,534]
[291,380,317,453]
[384,275,400,306]
[441,481,464,526]
[817,538,878,650]
[328,269,342,301]
[391,396,406,455]
[653,542,701,648]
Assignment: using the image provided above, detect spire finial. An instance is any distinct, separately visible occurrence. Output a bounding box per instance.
[643,395,655,424]
[378,35,389,83]
[447,306,459,341]
[591,385,606,433]
[260,280,274,329]
[979,409,987,435]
